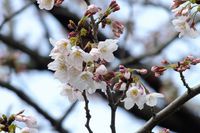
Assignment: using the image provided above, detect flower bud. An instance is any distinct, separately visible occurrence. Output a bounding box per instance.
[96,65,107,75]
[85,4,100,17]
[55,0,64,6]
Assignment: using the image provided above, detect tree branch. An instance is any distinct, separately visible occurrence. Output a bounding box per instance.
[58,101,78,125]
[0,2,33,30]
[0,33,51,70]
[136,83,200,133]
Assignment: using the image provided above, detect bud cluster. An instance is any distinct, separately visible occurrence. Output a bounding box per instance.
[151,56,200,77]
[171,0,200,38]
[113,65,163,110]
[0,111,38,133]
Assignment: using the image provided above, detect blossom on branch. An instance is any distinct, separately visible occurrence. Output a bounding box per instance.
[171,0,199,38]
[36,0,55,10]
[98,39,118,62]
[36,0,64,10]
[123,87,146,110]
[146,93,164,107]
[15,114,38,133]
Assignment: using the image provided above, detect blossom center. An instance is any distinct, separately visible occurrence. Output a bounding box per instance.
[131,89,138,96]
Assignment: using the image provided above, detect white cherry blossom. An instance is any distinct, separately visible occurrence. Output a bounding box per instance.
[73,71,95,92]
[94,81,107,93]
[146,93,164,107]
[172,16,199,38]
[98,39,118,62]
[36,0,55,10]
[15,115,38,133]
[124,87,146,110]
[61,84,83,102]
[68,46,92,71]
[49,38,71,59]
[48,56,69,83]
[89,48,100,61]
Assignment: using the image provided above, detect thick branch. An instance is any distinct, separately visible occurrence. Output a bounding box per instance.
[137,83,200,133]
[0,33,51,70]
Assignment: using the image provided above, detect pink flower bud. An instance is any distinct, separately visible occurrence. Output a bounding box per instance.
[119,65,125,73]
[55,0,64,6]
[137,69,148,75]
[109,0,120,12]
[85,4,100,17]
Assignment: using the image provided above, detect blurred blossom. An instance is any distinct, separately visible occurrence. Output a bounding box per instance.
[36,0,55,10]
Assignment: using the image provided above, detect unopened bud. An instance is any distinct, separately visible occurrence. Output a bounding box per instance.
[96,65,108,75]
[68,20,77,30]
[55,0,64,6]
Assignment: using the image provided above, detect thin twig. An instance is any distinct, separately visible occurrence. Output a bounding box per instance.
[59,101,78,124]
[179,71,191,92]
[106,86,117,133]
[0,2,33,30]
[136,83,200,133]
[82,90,93,133]
[84,0,98,43]
[37,10,52,48]
[115,81,131,106]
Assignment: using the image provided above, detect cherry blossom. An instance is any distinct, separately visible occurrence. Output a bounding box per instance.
[89,48,101,61]
[146,93,164,107]
[48,56,69,83]
[98,39,118,62]
[15,114,38,133]
[60,84,83,102]
[123,87,146,110]
[68,46,92,71]
[49,38,70,59]
[172,16,199,38]
[36,0,55,10]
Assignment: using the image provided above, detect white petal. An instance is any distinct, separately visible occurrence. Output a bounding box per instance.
[124,98,134,110]
[38,0,55,10]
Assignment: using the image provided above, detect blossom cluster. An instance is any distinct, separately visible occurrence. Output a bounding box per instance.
[123,83,164,110]
[114,65,164,110]
[171,0,200,38]
[15,114,38,133]
[45,0,164,111]
[151,55,200,77]
[48,38,118,102]
[0,111,38,133]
